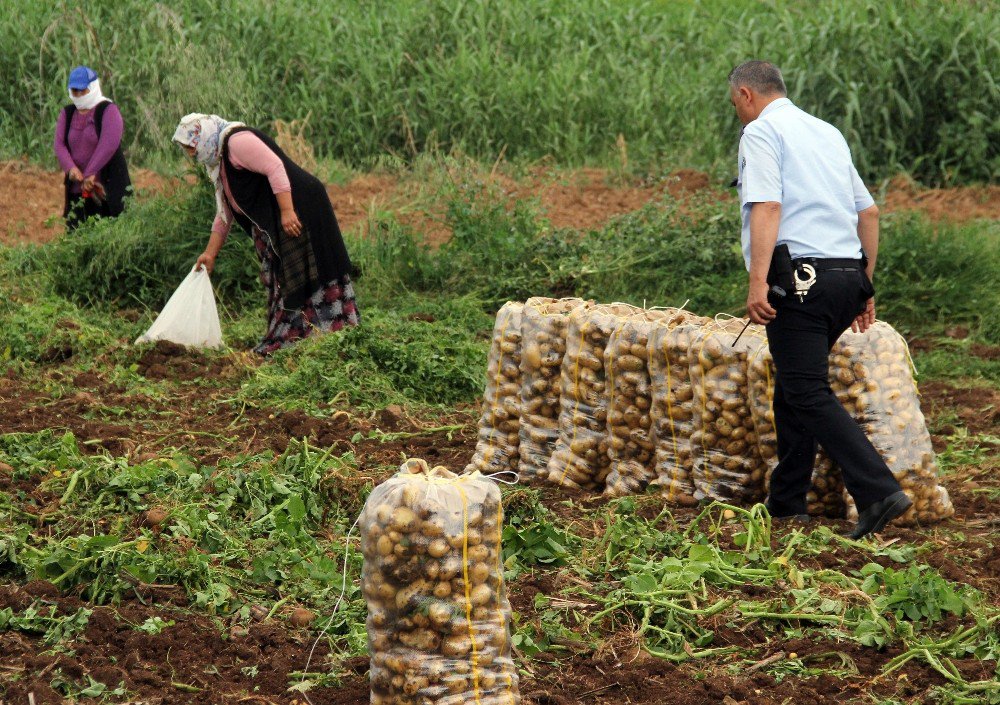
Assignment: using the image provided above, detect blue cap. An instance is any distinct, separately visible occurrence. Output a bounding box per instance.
[68,66,98,90]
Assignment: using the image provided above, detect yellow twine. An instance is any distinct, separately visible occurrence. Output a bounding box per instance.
[558,316,590,486]
[696,328,711,485]
[458,485,484,705]
[661,331,680,502]
[494,493,515,695]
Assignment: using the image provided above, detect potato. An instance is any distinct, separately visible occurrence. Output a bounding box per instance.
[395,579,430,610]
[361,459,522,705]
[468,544,491,563]
[470,583,493,606]
[688,319,768,504]
[604,309,693,497]
[442,634,472,657]
[289,607,316,628]
[468,302,526,477]
[391,506,418,533]
[376,534,394,557]
[375,503,394,525]
[546,304,642,490]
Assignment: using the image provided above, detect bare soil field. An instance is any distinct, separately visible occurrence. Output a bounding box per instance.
[3,160,998,248]
[0,340,998,704]
[2,154,997,705]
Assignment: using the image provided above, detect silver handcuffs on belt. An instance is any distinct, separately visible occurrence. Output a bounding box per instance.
[793,263,817,302]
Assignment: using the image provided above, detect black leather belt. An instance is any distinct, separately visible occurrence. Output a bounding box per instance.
[792,257,863,272]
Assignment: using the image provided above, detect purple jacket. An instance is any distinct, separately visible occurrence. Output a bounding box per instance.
[54,103,124,194]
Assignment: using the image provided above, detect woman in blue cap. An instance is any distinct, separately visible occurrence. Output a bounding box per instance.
[53,65,131,230]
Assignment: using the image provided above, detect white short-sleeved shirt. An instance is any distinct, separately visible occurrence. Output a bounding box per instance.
[736,98,874,270]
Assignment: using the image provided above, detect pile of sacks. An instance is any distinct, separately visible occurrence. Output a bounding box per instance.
[468,299,953,525]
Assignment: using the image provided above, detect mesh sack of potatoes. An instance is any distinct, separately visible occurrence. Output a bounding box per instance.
[647,317,711,506]
[517,298,588,483]
[361,459,521,705]
[688,318,768,504]
[603,308,693,497]
[828,322,954,525]
[467,301,525,477]
[546,303,643,490]
[746,340,847,517]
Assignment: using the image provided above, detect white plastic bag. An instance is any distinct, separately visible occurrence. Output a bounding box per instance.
[136,267,223,348]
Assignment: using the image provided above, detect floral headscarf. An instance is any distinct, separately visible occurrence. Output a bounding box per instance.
[172,113,245,222]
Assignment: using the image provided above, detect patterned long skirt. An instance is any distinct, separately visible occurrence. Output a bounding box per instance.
[252,226,360,355]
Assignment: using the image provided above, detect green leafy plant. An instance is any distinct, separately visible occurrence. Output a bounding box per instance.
[860,563,970,623]
[0,603,92,644]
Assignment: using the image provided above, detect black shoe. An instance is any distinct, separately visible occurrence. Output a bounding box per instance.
[765,504,811,523]
[771,513,811,524]
[848,491,912,540]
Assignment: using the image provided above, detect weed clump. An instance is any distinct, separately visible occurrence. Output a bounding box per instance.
[241,297,492,411]
[41,185,259,310]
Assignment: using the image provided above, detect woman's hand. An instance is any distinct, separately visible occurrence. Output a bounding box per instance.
[281,207,303,237]
[68,167,84,182]
[82,175,98,195]
[195,251,216,274]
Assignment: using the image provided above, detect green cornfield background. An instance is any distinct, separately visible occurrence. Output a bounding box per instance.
[1,0,997,184]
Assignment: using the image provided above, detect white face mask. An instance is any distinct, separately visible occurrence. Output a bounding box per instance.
[68,79,105,110]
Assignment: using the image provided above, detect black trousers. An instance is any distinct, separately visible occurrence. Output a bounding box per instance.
[765,267,901,516]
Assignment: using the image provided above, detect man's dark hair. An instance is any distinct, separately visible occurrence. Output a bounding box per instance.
[728,61,787,96]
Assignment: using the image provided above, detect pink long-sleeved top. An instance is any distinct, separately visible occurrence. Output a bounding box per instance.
[211,131,292,239]
[53,103,124,194]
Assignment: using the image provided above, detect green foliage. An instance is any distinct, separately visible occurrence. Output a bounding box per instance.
[37,184,259,310]
[877,214,1000,343]
[501,521,572,571]
[0,294,132,367]
[511,593,583,657]
[0,602,92,644]
[501,498,575,576]
[355,183,746,313]
[859,563,969,624]
[559,501,1000,674]
[358,183,1000,343]
[241,296,491,411]
[597,498,687,568]
[574,196,744,312]
[913,345,1000,385]
[50,673,127,700]
[0,432,366,647]
[2,1,996,184]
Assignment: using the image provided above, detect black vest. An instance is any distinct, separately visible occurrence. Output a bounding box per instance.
[61,101,131,217]
[220,127,353,308]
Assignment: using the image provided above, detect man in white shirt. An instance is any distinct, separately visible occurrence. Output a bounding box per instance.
[730,60,910,539]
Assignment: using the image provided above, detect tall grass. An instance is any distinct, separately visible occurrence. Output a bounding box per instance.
[876,212,1000,343]
[1,0,996,183]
